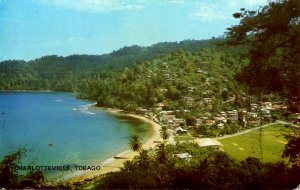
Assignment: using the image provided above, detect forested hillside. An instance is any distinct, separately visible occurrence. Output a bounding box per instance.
[1,39,244,91]
[76,48,248,113]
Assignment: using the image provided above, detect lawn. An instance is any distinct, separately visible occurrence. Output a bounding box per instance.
[174,133,195,142]
[219,124,293,163]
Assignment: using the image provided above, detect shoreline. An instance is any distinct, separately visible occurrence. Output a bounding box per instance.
[0,89,54,92]
[66,107,163,183]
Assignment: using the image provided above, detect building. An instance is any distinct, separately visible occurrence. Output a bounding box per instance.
[203,98,212,104]
[175,127,187,134]
[187,87,197,93]
[162,114,176,124]
[174,153,192,160]
[194,138,224,150]
[183,96,194,107]
[246,112,258,118]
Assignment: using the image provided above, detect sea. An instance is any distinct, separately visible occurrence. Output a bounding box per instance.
[0,92,153,180]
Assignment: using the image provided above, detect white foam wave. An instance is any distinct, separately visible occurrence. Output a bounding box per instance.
[101,158,114,166]
[72,103,97,115]
[83,111,95,115]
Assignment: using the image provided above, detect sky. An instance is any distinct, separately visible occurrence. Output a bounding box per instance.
[0,0,269,61]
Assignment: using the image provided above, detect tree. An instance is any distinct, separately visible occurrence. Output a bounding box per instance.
[197,125,208,136]
[0,148,44,189]
[221,90,229,101]
[121,160,136,172]
[282,130,300,166]
[226,0,300,99]
[156,143,167,163]
[0,148,27,188]
[160,126,169,140]
[136,149,152,170]
[129,135,142,152]
[186,116,197,127]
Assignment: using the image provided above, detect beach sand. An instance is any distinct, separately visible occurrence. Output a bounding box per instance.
[67,108,162,183]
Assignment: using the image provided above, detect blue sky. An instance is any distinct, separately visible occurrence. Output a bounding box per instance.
[0,0,269,61]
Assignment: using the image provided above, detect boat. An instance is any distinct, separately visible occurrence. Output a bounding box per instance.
[114,155,128,159]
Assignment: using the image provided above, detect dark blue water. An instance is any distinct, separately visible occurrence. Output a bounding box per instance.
[0,92,152,179]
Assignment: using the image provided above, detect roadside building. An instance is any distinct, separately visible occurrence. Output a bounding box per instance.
[175,127,188,134]
[174,153,192,160]
[194,138,224,151]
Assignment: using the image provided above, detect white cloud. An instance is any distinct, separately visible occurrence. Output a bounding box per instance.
[189,2,230,21]
[243,0,269,7]
[35,0,190,12]
[225,0,269,9]
[168,0,185,4]
[189,0,270,22]
[37,0,143,12]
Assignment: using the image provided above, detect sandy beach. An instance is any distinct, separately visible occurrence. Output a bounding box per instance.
[67,108,162,183]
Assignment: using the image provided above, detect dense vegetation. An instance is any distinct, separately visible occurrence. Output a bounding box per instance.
[227,0,300,103]
[0,148,44,189]
[93,141,300,189]
[0,0,299,189]
[76,48,247,112]
[0,39,239,92]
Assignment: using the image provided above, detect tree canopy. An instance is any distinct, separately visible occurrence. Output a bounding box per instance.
[226,0,300,100]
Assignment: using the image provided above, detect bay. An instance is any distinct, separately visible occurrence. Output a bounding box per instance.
[0,92,152,179]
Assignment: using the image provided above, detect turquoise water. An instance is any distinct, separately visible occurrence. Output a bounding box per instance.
[0,92,152,179]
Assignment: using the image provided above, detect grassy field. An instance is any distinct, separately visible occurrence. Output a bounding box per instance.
[174,133,195,142]
[219,124,293,163]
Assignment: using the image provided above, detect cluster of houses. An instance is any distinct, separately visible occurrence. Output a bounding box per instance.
[137,100,289,136]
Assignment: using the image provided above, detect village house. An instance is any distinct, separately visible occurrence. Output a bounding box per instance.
[155,102,165,111]
[213,116,227,123]
[159,110,174,115]
[203,98,212,104]
[145,112,155,119]
[247,118,261,126]
[217,123,225,128]
[137,108,149,114]
[195,68,208,74]
[174,118,185,125]
[250,103,259,112]
[260,108,271,114]
[155,107,163,112]
[196,69,203,73]
[175,127,188,135]
[246,112,258,118]
[196,118,203,126]
[157,102,165,107]
[220,111,227,117]
[183,109,191,113]
[183,96,194,107]
[187,86,197,93]
[174,153,192,160]
[161,114,176,124]
[226,110,238,121]
[205,120,216,126]
[194,138,224,151]
[170,123,180,128]
[272,102,288,110]
[262,102,273,109]
[159,88,168,93]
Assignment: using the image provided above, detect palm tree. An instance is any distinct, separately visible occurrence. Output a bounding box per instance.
[129,135,142,152]
[156,143,167,163]
[160,126,169,141]
[137,149,151,170]
[121,160,135,172]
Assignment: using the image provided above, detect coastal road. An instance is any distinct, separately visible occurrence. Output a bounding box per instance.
[216,120,299,140]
